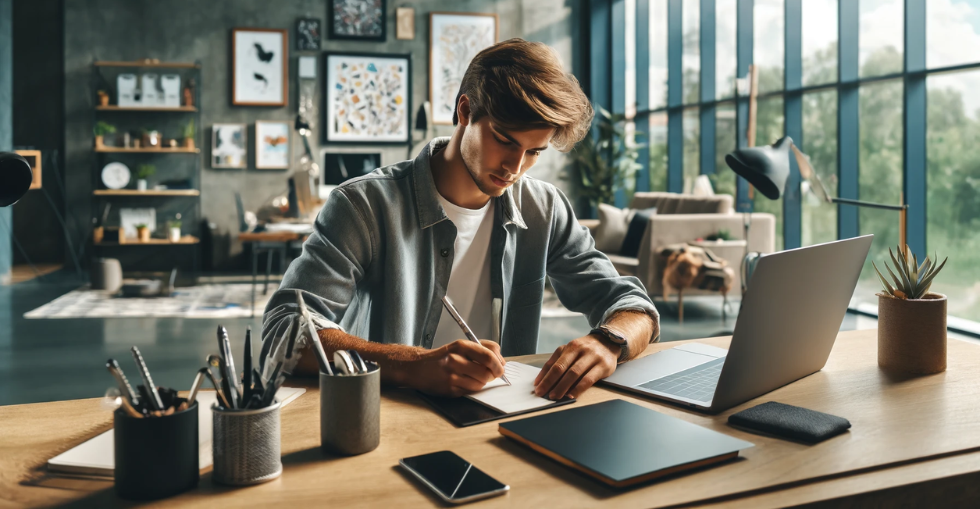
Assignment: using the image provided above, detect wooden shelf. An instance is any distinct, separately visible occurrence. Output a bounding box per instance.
[96,105,198,112]
[93,189,200,197]
[95,147,200,154]
[95,236,200,246]
[94,60,200,69]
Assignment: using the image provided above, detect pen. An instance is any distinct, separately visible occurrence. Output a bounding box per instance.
[106,358,141,407]
[441,296,510,386]
[243,327,253,402]
[217,326,241,409]
[203,366,231,408]
[130,347,165,411]
[187,367,207,406]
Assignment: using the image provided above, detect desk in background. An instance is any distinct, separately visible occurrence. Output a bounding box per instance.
[237,229,310,317]
[4,329,980,508]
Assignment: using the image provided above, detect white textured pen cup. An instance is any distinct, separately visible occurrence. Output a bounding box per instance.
[212,401,282,485]
[320,364,380,455]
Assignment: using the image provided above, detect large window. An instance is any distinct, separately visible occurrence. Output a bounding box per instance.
[754,0,784,93]
[716,0,737,99]
[683,108,700,193]
[801,90,837,247]
[859,0,903,77]
[802,0,837,86]
[753,97,785,250]
[682,0,700,103]
[927,0,980,69]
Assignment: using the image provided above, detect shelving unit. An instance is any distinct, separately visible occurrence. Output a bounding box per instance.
[93,189,200,197]
[97,105,198,112]
[95,236,200,246]
[95,146,200,153]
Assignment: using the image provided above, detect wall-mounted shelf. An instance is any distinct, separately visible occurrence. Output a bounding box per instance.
[96,105,198,112]
[93,189,200,197]
[94,60,201,69]
[95,236,200,246]
[95,147,200,154]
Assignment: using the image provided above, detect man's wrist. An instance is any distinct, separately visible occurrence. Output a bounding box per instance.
[588,327,629,363]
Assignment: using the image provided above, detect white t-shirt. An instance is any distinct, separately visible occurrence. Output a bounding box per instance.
[430,193,495,349]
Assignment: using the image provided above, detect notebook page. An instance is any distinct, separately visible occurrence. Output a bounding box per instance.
[465,362,556,414]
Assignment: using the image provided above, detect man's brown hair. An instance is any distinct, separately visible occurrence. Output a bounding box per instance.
[453,38,594,153]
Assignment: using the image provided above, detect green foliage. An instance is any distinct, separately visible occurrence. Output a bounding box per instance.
[872,246,947,300]
[134,223,148,229]
[136,164,156,180]
[183,118,195,139]
[168,220,182,229]
[565,106,645,208]
[705,229,733,241]
[93,121,116,136]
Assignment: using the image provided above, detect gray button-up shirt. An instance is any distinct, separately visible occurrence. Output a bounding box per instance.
[262,138,658,357]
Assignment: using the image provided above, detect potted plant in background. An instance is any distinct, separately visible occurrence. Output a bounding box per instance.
[873,246,948,374]
[141,128,161,149]
[182,119,195,150]
[135,223,151,243]
[167,214,182,243]
[97,90,110,107]
[135,164,155,191]
[94,121,116,149]
[563,105,644,215]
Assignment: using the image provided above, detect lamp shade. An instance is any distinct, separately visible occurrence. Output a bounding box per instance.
[724,136,793,200]
[0,152,34,207]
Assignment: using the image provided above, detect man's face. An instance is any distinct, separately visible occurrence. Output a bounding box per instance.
[458,111,555,197]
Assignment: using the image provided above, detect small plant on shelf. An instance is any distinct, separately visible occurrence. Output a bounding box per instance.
[182,119,196,150]
[168,213,182,242]
[93,121,116,148]
[135,164,155,191]
[135,223,151,242]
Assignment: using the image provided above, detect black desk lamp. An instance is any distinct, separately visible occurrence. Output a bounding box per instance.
[0,151,33,207]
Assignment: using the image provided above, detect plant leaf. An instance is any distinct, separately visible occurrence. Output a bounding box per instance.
[889,247,913,293]
[872,261,896,296]
[884,262,904,291]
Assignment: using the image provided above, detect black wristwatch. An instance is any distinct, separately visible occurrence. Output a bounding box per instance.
[589,325,630,363]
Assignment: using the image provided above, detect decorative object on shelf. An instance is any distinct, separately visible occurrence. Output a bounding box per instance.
[168,214,183,243]
[135,224,151,243]
[429,12,498,125]
[141,74,160,105]
[168,139,178,148]
[395,7,415,40]
[117,74,139,106]
[183,119,196,150]
[183,78,196,107]
[101,162,131,190]
[212,123,247,168]
[329,0,385,41]
[232,28,288,107]
[322,151,380,185]
[161,74,181,107]
[296,18,321,50]
[255,121,290,170]
[564,105,644,209]
[142,129,161,149]
[873,246,949,375]
[323,52,411,144]
[120,208,156,239]
[97,90,110,107]
[94,121,116,149]
[136,164,156,191]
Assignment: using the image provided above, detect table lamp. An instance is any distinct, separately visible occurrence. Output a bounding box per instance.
[0,151,34,207]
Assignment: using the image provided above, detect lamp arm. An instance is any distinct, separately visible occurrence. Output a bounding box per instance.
[830,197,908,211]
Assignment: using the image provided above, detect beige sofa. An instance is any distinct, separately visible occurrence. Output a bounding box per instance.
[580,192,776,297]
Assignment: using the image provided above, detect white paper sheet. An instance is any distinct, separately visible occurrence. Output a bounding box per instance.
[465,362,556,414]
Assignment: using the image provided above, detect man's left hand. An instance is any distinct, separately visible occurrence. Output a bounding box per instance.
[532,333,619,400]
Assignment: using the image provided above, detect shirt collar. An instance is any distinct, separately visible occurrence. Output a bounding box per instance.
[413,137,527,230]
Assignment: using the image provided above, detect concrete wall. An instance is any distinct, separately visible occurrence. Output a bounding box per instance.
[62,0,582,271]
[1,0,12,283]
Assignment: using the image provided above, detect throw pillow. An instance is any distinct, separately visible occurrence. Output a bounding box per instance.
[593,203,634,253]
[619,207,657,258]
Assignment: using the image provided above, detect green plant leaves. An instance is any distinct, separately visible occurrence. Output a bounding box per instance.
[879,245,948,299]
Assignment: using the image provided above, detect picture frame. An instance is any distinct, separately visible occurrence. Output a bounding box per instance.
[231,28,288,106]
[329,0,386,41]
[211,124,248,169]
[429,13,499,125]
[255,121,291,170]
[296,18,322,51]
[15,149,42,190]
[395,7,415,40]
[323,52,412,144]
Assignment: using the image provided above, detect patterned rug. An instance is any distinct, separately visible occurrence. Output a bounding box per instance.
[24,284,270,319]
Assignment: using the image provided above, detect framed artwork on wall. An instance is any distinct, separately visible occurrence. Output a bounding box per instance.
[255,121,291,169]
[323,52,411,144]
[395,7,415,40]
[429,12,498,125]
[212,124,247,168]
[231,28,288,106]
[329,0,386,41]
[296,18,322,51]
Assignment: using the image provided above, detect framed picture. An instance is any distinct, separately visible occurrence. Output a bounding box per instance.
[255,121,291,169]
[322,151,381,185]
[329,0,386,41]
[296,18,321,50]
[212,124,247,168]
[232,28,288,106]
[395,7,415,40]
[429,13,498,125]
[324,52,411,144]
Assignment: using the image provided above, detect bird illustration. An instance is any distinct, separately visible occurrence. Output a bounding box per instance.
[253,72,268,92]
[264,135,287,147]
[254,43,275,63]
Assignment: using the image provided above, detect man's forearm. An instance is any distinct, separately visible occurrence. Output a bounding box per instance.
[292,328,426,385]
[604,309,659,362]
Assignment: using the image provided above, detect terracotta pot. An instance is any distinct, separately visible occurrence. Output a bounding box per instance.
[93,226,104,244]
[137,227,151,243]
[95,135,105,149]
[877,292,947,374]
[183,138,195,150]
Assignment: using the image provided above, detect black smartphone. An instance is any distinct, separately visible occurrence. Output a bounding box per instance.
[399,450,509,504]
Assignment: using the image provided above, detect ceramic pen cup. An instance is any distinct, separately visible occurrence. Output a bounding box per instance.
[320,364,380,455]
[211,401,282,486]
[114,401,199,501]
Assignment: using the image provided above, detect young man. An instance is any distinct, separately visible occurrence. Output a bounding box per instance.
[263,39,659,401]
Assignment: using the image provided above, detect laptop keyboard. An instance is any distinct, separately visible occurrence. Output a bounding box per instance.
[638,357,725,402]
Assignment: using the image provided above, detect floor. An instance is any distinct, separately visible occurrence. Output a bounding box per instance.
[1,271,972,407]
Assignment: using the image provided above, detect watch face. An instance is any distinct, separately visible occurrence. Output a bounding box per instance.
[101,162,131,189]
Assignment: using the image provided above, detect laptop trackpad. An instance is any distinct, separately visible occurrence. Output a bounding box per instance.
[604,348,721,388]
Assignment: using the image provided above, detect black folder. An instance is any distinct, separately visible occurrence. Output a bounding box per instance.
[499,399,754,488]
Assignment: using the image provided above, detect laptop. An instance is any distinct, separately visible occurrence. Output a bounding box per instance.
[603,235,873,413]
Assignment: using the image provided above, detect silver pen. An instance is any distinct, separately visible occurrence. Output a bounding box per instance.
[106,358,141,408]
[440,296,510,386]
[130,347,165,411]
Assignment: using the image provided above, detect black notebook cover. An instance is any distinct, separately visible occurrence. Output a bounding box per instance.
[417,391,575,428]
[499,399,754,488]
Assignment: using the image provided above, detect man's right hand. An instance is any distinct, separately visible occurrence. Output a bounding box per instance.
[408,339,505,397]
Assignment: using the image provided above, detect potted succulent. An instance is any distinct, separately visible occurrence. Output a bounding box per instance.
[94,121,116,149]
[167,214,182,242]
[872,246,948,374]
[135,223,151,243]
[182,119,196,150]
[136,164,155,191]
[141,128,161,149]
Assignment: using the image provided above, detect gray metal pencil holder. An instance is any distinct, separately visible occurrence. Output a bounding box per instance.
[212,401,282,486]
[320,364,380,455]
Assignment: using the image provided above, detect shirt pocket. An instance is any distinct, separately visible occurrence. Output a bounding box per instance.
[509,277,546,309]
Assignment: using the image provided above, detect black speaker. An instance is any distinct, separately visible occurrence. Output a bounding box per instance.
[0,152,33,207]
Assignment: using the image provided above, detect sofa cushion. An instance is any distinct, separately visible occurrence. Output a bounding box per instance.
[630,192,733,215]
[593,203,634,253]
[619,207,657,258]
[605,253,639,276]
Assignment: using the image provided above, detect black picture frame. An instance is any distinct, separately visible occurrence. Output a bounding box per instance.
[323,51,412,145]
[295,18,321,51]
[328,0,387,41]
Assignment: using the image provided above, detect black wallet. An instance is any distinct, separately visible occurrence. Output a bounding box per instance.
[728,401,851,444]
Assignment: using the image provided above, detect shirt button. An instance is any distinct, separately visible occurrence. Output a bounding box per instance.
[425,334,431,341]
[440,249,449,257]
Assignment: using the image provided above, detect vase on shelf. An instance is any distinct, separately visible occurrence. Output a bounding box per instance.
[136,226,151,243]
[183,138,195,150]
[95,135,105,149]
[169,227,181,243]
[137,179,148,191]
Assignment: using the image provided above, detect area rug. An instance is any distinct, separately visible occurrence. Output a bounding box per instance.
[24,284,270,319]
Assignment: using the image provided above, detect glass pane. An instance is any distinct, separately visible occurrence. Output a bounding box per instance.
[649,113,669,191]
[683,0,700,103]
[712,103,738,197]
[754,0,784,93]
[856,80,904,309]
[801,90,838,246]
[802,0,838,86]
[683,108,700,193]
[626,0,637,118]
[927,0,980,69]
[753,97,785,250]
[716,0,738,99]
[927,71,980,322]
[859,0,903,78]
[650,0,669,109]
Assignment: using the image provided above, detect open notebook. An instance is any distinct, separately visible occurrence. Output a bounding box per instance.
[465,362,559,414]
[47,387,306,478]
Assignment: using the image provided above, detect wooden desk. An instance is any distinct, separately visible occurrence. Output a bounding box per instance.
[4,329,980,508]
